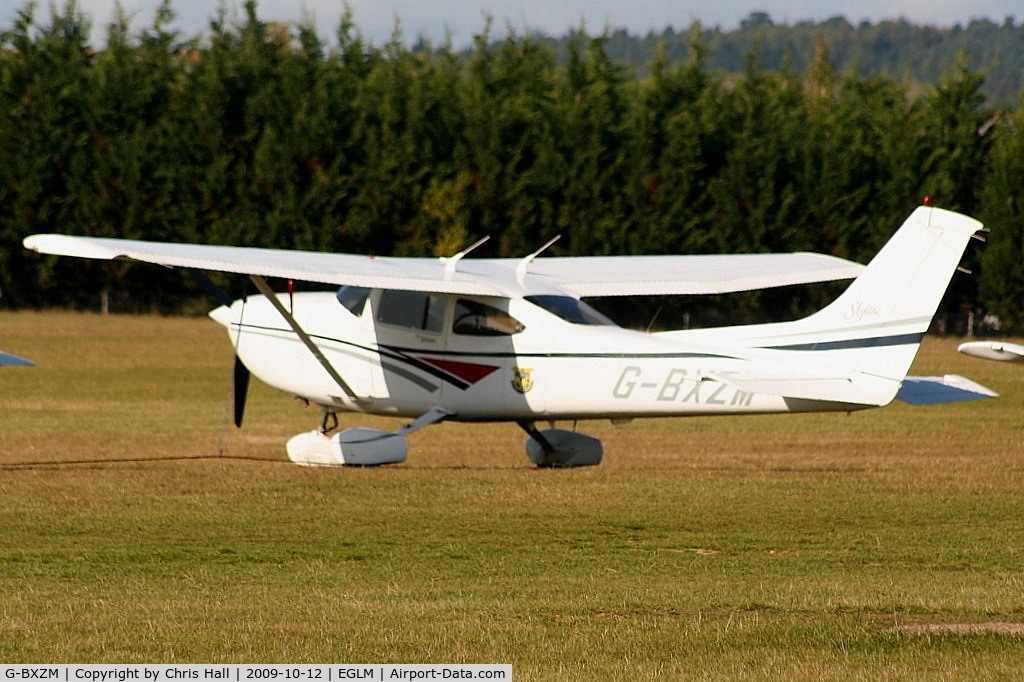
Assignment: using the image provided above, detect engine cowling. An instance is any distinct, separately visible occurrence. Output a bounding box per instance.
[525,428,603,467]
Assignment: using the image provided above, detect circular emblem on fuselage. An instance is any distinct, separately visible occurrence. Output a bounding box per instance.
[511,367,534,393]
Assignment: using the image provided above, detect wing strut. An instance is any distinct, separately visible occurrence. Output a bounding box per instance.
[248,275,359,403]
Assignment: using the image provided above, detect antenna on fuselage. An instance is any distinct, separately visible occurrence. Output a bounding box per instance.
[442,236,490,280]
[516,235,561,285]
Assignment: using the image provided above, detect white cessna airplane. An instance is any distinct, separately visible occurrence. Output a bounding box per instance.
[24,204,994,467]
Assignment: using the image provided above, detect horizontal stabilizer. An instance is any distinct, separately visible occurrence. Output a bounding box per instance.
[708,372,897,407]
[897,374,997,405]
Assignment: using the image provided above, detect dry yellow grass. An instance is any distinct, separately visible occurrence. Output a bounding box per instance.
[2,311,1024,677]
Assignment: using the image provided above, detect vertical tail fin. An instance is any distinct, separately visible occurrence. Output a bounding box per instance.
[741,206,982,400]
[797,205,980,344]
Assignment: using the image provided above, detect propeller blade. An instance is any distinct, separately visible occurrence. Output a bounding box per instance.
[233,356,251,428]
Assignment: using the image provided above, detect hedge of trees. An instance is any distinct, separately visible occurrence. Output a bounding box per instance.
[3,1,1024,330]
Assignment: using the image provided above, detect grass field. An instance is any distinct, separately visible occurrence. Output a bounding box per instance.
[2,311,1024,677]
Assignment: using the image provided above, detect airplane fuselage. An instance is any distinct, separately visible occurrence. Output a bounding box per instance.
[211,289,856,423]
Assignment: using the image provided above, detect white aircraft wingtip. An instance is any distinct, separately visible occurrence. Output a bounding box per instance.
[958,340,1024,362]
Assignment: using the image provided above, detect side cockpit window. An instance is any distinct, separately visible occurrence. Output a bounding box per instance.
[377,290,446,333]
[453,299,525,336]
[336,285,370,316]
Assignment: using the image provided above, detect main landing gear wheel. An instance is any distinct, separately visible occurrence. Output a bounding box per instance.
[518,421,603,467]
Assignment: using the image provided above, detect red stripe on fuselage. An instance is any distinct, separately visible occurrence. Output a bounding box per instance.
[418,357,500,384]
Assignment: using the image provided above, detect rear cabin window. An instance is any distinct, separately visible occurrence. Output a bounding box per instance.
[453,299,525,336]
[525,295,617,326]
[377,290,446,332]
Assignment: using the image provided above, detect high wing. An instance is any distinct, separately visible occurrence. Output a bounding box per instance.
[500,253,864,297]
[23,234,863,297]
[23,235,500,295]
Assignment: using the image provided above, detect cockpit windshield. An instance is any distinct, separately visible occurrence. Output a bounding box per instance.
[524,295,617,326]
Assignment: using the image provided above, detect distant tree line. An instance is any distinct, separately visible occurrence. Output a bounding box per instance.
[591,11,1024,106]
[3,2,1024,331]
